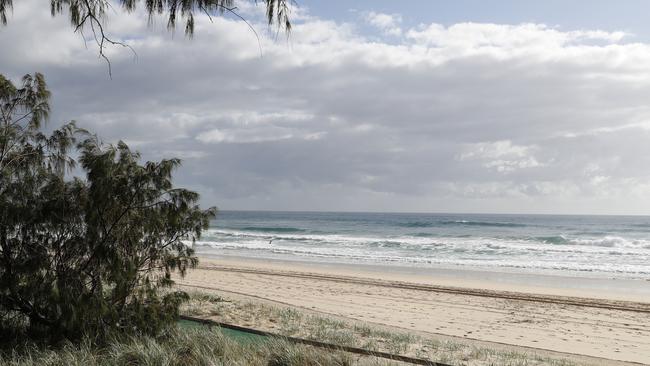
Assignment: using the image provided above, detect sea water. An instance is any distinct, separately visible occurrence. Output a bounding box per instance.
[193,211,650,279]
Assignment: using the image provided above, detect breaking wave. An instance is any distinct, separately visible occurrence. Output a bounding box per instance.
[194,227,650,278]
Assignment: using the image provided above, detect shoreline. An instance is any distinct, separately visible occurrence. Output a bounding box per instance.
[195,253,650,302]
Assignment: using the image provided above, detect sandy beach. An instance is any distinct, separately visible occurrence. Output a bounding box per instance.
[176,256,650,365]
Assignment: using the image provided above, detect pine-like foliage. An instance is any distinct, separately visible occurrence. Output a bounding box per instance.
[0,73,216,342]
[0,0,292,35]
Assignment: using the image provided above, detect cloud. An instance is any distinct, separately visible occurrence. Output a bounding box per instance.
[458,141,543,173]
[3,0,650,214]
[405,23,628,50]
[364,11,403,36]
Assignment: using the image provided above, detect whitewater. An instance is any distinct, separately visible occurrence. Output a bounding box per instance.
[193,211,650,279]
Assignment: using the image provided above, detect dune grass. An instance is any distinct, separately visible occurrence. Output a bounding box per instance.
[0,289,591,366]
[0,326,398,366]
[179,289,588,366]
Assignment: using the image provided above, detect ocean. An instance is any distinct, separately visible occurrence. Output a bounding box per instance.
[193,211,650,279]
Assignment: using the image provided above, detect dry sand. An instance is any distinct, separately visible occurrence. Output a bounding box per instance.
[176,256,650,365]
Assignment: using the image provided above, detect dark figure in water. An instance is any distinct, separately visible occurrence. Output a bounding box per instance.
[269,238,275,244]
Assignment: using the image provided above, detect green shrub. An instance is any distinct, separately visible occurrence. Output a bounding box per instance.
[0,73,215,343]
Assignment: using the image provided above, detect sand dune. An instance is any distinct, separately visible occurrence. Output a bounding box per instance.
[176,257,650,365]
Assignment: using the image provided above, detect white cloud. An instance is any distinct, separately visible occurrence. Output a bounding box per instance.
[364,11,403,36]
[406,22,627,49]
[458,140,533,160]
[196,129,228,143]
[458,141,542,173]
[196,127,294,143]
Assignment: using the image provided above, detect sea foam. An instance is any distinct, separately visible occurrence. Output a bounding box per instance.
[193,211,650,279]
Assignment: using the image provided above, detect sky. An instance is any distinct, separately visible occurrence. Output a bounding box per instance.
[3,1,650,215]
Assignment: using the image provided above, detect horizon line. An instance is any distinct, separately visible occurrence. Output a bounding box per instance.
[212,209,650,217]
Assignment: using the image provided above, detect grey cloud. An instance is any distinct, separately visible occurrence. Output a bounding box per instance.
[3,1,650,214]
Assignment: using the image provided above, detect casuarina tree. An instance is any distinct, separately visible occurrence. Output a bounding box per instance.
[0,73,216,341]
[0,0,292,75]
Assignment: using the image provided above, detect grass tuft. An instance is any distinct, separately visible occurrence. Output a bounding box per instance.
[0,326,396,366]
[179,290,593,366]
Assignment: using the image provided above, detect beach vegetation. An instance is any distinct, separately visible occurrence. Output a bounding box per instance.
[0,73,216,342]
[180,290,589,366]
[0,0,292,75]
[0,0,292,35]
[0,326,399,366]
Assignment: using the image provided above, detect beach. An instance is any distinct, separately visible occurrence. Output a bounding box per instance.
[177,255,650,365]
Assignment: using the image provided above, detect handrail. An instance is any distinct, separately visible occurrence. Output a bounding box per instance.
[179,315,451,366]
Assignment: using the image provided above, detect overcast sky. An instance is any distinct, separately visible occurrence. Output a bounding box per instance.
[3,1,650,215]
